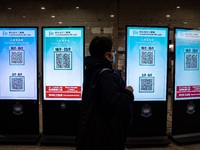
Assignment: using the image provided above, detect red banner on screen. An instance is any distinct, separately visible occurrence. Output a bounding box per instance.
[176,85,200,98]
[46,86,81,98]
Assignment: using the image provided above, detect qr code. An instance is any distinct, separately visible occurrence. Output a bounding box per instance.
[139,77,154,93]
[185,53,199,70]
[10,76,25,91]
[140,50,155,66]
[54,51,72,70]
[10,50,24,65]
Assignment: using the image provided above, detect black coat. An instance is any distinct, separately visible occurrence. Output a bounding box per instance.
[76,56,134,150]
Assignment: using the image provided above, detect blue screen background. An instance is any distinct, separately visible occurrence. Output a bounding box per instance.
[175,29,200,100]
[43,27,84,100]
[126,26,168,101]
[0,28,37,100]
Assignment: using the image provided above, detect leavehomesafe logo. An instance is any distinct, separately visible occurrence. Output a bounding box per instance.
[179,32,200,39]
[13,102,23,115]
[49,31,71,36]
[186,101,195,114]
[2,31,32,36]
[60,102,66,109]
[133,30,139,36]
[141,103,152,117]
[49,31,54,36]
[130,29,166,37]
[3,31,8,36]
[46,30,81,37]
[134,30,157,36]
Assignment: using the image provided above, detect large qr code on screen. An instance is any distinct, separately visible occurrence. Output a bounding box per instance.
[10,50,25,65]
[10,76,25,91]
[54,51,72,70]
[139,77,154,93]
[185,53,199,70]
[140,50,155,66]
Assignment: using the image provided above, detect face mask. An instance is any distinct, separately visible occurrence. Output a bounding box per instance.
[111,52,115,65]
[105,50,116,65]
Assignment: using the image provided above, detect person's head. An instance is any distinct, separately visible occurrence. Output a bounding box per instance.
[89,36,115,63]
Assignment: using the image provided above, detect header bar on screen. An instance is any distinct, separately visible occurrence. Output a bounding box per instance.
[176,31,200,39]
[129,29,166,37]
[0,30,35,37]
[45,30,81,37]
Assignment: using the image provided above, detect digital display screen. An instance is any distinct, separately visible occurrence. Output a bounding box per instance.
[174,28,200,100]
[0,28,38,100]
[43,27,84,100]
[126,26,168,101]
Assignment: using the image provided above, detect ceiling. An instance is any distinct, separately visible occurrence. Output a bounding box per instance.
[0,0,200,35]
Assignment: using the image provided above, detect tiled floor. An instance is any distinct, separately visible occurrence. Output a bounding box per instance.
[1,143,200,150]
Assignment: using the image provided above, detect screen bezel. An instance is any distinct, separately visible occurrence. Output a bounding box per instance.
[173,27,200,101]
[42,26,85,101]
[0,26,38,101]
[125,25,169,102]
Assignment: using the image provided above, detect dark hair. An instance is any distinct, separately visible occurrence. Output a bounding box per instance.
[89,36,113,58]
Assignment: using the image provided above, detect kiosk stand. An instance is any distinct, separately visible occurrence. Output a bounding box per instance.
[0,101,40,144]
[41,101,80,145]
[125,26,171,146]
[171,28,200,145]
[40,27,84,145]
[126,102,170,146]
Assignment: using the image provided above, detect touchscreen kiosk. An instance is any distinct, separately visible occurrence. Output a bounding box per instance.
[41,27,84,144]
[125,26,169,146]
[171,28,200,144]
[126,26,168,101]
[0,27,39,143]
[174,28,200,101]
[0,28,37,100]
[43,27,84,101]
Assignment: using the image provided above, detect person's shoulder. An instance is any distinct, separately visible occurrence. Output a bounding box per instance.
[99,68,117,80]
[99,68,112,74]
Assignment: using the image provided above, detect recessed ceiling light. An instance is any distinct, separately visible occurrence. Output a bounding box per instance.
[22,16,26,18]
[183,21,188,25]
[76,6,79,9]
[8,7,11,10]
[176,6,180,9]
[41,7,45,10]
[166,15,170,18]
[110,15,114,17]
[51,15,55,18]
[59,22,62,24]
